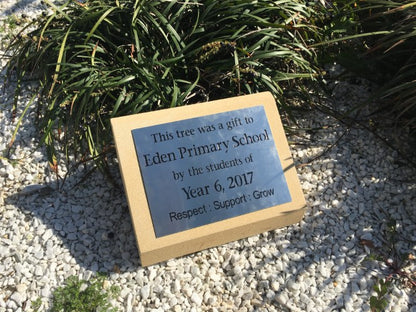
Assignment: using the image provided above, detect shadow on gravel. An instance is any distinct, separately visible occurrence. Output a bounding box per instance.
[4,84,415,309]
[6,167,141,274]
[252,116,416,311]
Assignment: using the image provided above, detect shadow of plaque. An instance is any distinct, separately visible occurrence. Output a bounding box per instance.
[111,92,305,266]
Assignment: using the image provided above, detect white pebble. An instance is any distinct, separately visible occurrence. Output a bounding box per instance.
[141,285,150,300]
[15,284,27,293]
[271,281,280,291]
[10,292,25,306]
[242,291,253,300]
[287,279,300,291]
[190,293,202,306]
[275,292,288,305]
[42,229,53,242]
[120,287,130,298]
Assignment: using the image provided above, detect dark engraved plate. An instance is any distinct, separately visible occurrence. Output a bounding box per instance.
[132,106,291,237]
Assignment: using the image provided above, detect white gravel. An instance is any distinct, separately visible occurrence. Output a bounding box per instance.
[1,1,415,312]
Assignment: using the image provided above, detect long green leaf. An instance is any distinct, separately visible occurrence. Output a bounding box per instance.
[84,7,117,44]
[309,30,393,47]
[49,26,72,97]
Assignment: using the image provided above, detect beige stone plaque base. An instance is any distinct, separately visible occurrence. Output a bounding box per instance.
[111,92,305,266]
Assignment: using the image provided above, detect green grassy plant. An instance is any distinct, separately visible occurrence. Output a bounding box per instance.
[30,297,42,312]
[362,218,416,311]
[361,1,416,131]
[6,0,322,173]
[328,1,416,133]
[370,278,391,312]
[48,274,119,312]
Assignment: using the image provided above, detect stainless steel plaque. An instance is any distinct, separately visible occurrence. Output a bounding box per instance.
[132,105,291,237]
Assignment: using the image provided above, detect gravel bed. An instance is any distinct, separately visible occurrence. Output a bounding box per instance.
[1,2,415,311]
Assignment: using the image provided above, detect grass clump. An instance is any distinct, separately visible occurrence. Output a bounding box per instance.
[31,297,42,311]
[38,274,119,312]
[5,0,322,173]
[359,0,416,132]
[326,0,416,133]
[370,278,392,312]
[361,218,416,311]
